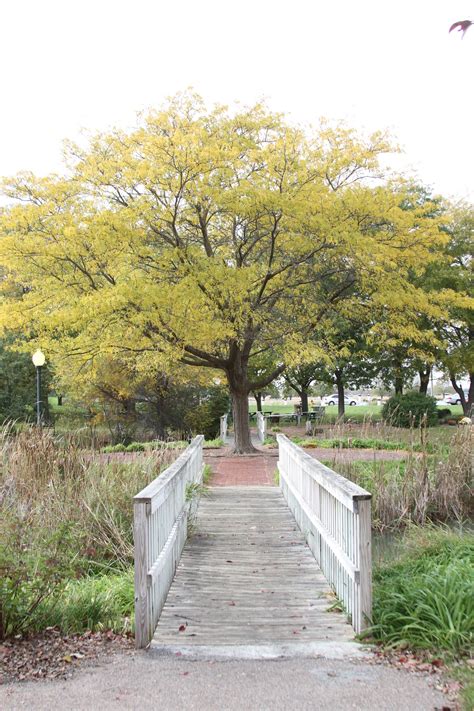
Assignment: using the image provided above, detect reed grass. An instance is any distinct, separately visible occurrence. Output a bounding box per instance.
[326,426,472,530]
[0,426,177,637]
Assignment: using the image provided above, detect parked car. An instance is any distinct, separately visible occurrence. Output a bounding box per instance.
[444,393,467,406]
[322,394,359,406]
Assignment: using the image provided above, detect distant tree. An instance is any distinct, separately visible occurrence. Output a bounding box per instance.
[0,335,52,423]
[432,206,474,415]
[283,364,321,414]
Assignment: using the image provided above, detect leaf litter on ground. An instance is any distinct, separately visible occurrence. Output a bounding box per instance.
[0,627,134,683]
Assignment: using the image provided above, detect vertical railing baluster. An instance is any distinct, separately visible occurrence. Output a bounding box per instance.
[276,434,371,634]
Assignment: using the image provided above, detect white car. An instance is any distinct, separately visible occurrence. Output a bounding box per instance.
[443,393,467,406]
[322,394,359,407]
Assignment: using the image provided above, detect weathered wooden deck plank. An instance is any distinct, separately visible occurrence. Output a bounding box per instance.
[152,486,354,649]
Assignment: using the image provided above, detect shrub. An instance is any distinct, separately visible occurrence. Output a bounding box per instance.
[183,386,230,440]
[0,519,77,638]
[437,407,452,421]
[125,442,146,452]
[382,392,438,428]
[102,443,127,453]
[203,437,224,448]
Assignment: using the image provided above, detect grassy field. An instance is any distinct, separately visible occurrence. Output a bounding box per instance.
[249,401,464,422]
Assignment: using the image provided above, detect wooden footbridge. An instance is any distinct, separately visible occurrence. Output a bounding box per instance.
[133,434,372,654]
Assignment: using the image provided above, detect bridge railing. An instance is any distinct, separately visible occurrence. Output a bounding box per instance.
[276,434,372,633]
[133,435,204,648]
[256,411,266,443]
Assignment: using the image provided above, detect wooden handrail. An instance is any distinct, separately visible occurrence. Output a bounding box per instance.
[133,435,204,648]
[276,434,372,633]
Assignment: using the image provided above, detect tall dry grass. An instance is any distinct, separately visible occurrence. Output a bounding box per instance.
[1,425,177,567]
[0,425,178,637]
[329,425,472,530]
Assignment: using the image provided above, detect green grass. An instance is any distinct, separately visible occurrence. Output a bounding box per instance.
[202,464,212,484]
[102,437,224,454]
[450,664,474,711]
[365,526,474,657]
[36,568,135,634]
[248,402,464,423]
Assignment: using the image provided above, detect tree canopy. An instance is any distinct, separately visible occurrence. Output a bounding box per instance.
[0,94,454,449]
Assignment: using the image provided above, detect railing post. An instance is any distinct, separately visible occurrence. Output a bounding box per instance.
[356,498,372,633]
[256,411,266,443]
[220,413,228,441]
[134,500,150,648]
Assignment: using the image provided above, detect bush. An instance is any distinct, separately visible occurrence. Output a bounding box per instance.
[437,407,452,421]
[125,442,146,452]
[102,443,127,453]
[367,526,474,657]
[0,520,77,638]
[382,392,439,428]
[183,386,230,440]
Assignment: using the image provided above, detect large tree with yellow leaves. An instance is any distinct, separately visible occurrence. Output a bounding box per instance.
[0,95,445,451]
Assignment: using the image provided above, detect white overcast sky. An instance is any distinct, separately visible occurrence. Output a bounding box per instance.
[1,0,473,201]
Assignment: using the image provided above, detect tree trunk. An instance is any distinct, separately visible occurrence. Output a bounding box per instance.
[394,374,404,395]
[231,389,255,453]
[301,389,309,414]
[335,369,345,419]
[253,391,263,412]
[450,371,473,417]
[418,366,431,395]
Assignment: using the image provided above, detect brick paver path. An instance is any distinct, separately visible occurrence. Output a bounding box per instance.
[204,453,277,486]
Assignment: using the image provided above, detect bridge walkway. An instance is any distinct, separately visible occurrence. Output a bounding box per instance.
[152,485,355,654]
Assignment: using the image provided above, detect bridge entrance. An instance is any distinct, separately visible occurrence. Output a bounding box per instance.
[133,436,371,652]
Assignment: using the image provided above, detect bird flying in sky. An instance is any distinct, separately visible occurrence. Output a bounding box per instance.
[449,20,473,38]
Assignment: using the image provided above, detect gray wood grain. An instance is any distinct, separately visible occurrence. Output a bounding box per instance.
[153,486,354,647]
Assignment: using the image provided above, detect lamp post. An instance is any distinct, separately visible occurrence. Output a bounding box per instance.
[32,349,46,425]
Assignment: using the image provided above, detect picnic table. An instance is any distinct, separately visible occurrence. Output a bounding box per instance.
[251,408,325,425]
